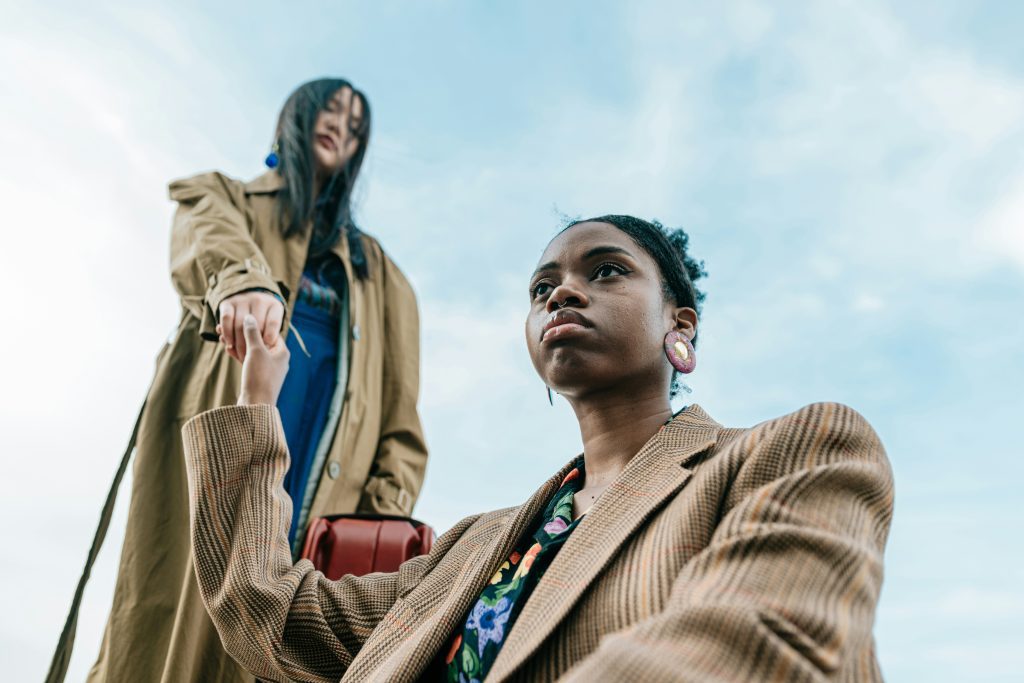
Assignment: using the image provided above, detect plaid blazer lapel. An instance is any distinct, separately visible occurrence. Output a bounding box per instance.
[344,459,579,682]
[487,405,720,682]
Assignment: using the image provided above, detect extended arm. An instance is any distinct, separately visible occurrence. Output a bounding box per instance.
[168,172,286,351]
[183,401,475,682]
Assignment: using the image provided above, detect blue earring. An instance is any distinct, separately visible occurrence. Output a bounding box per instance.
[264,142,280,169]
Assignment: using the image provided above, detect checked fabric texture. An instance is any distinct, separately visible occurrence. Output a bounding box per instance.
[183,401,893,682]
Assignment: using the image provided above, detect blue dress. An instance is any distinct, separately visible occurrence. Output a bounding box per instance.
[276,267,344,544]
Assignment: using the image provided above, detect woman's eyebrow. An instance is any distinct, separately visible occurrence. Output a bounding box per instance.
[531,246,634,279]
[531,261,558,279]
[583,245,634,260]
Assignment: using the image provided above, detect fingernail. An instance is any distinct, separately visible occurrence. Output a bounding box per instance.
[244,314,257,326]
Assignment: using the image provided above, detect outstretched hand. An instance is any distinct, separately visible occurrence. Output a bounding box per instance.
[237,315,290,406]
[217,291,285,362]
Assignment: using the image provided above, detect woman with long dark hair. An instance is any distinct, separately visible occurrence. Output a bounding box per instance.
[183,216,894,682]
[86,78,428,682]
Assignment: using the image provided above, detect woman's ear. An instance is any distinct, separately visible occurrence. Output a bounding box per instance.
[672,307,698,341]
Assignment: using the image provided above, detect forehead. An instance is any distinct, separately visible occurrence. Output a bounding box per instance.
[327,87,364,117]
[536,221,644,267]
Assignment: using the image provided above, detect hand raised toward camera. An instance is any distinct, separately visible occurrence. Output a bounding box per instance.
[217,290,285,362]
[237,315,290,406]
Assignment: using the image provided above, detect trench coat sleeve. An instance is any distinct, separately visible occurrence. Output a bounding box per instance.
[357,253,429,516]
[182,404,479,683]
[559,403,895,683]
[168,172,286,340]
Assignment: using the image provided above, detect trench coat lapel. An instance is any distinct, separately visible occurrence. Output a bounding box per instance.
[330,227,354,324]
[242,170,355,303]
[487,405,721,681]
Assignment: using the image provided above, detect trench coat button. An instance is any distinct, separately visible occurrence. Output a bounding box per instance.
[328,462,341,479]
[352,325,361,341]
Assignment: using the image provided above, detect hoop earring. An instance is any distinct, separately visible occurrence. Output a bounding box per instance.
[664,331,696,374]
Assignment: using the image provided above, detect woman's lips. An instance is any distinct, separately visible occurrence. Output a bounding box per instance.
[542,322,589,343]
[541,309,593,343]
[316,134,337,151]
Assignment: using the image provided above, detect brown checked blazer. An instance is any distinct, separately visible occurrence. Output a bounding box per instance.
[183,401,894,682]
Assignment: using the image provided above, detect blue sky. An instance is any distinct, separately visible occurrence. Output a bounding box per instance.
[1,1,1022,680]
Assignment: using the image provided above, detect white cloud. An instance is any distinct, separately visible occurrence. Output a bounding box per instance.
[419,298,530,410]
[981,177,1024,267]
[853,293,885,312]
[914,56,1024,153]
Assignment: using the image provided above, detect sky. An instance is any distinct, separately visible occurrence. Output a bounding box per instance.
[1,1,1022,680]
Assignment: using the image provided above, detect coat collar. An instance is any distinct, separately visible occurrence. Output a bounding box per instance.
[487,404,721,681]
[242,170,354,293]
[243,170,286,194]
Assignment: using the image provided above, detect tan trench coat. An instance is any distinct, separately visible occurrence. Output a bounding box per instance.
[87,170,428,683]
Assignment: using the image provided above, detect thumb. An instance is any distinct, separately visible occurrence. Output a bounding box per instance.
[242,314,264,350]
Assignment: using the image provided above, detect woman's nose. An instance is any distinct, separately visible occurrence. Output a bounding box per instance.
[546,282,588,313]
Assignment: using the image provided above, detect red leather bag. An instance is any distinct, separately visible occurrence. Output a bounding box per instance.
[300,514,435,579]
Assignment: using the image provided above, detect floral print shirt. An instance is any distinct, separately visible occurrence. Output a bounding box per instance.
[444,457,586,682]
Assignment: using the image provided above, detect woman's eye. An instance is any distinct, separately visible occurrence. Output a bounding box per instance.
[594,263,626,279]
[532,282,552,299]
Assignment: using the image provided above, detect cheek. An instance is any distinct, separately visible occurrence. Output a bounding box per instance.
[524,315,542,359]
[313,145,340,173]
[608,297,667,361]
[607,294,652,335]
[343,138,359,161]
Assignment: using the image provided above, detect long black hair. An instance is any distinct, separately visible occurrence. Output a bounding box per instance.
[273,78,372,278]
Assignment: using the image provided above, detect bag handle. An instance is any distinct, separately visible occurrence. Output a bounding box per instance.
[300,516,331,565]
[45,400,146,683]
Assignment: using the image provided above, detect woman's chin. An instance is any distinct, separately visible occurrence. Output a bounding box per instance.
[543,360,611,396]
[312,151,338,176]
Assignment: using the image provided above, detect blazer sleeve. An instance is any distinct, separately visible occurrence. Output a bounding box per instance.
[182,404,474,683]
[357,252,429,516]
[560,402,895,683]
[168,172,287,341]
